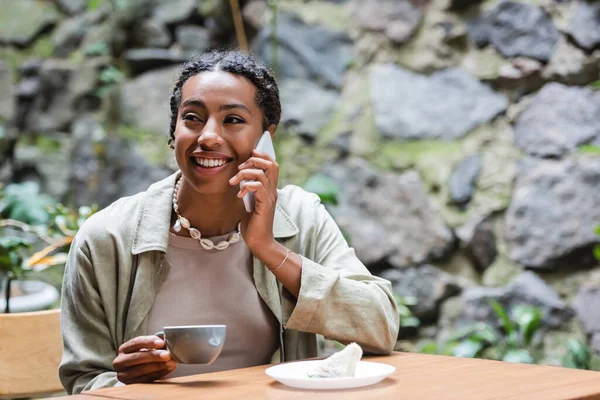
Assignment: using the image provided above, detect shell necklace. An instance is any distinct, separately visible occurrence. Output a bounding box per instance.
[172,176,242,251]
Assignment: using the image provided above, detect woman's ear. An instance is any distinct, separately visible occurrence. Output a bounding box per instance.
[267,124,277,140]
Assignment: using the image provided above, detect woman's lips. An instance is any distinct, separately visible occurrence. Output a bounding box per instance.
[191,158,231,177]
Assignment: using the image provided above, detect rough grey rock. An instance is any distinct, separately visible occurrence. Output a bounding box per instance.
[0,0,59,47]
[70,117,172,207]
[13,134,73,201]
[505,157,600,269]
[54,0,86,15]
[24,58,105,132]
[52,14,90,57]
[124,49,190,75]
[18,59,44,77]
[542,37,600,86]
[459,271,574,329]
[152,0,198,25]
[323,158,454,268]
[497,57,543,91]
[252,14,352,89]
[120,66,180,137]
[573,285,600,335]
[131,18,172,49]
[279,79,340,140]
[370,64,507,140]
[514,83,600,158]
[467,1,559,62]
[381,265,463,324]
[0,62,15,123]
[567,1,600,52]
[175,25,210,52]
[456,214,497,271]
[351,0,423,45]
[17,78,40,100]
[449,154,481,206]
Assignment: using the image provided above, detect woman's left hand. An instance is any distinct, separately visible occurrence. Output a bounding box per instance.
[229,149,279,254]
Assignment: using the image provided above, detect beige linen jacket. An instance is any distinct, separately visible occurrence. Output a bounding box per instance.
[59,172,399,394]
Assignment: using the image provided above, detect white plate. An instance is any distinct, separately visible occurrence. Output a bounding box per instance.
[265,360,395,390]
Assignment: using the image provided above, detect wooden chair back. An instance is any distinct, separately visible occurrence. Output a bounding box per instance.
[0,309,64,398]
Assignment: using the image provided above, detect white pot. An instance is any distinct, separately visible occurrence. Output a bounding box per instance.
[0,280,59,313]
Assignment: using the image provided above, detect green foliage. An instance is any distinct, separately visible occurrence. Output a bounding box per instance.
[419,301,543,364]
[579,145,600,155]
[0,182,52,225]
[46,204,97,237]
[88,0,107,11]
[0,183,97,312]
[84,41,110,57]
[0,237,31,279]
[563,338,591,370]
[590,80,600,90]
[96,65,124,98]
[304,175,339,206]
[393,294,420,329]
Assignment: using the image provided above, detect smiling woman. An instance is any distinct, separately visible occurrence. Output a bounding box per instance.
[58,49,399,395]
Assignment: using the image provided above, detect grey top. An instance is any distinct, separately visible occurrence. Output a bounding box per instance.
[146,232,279,377]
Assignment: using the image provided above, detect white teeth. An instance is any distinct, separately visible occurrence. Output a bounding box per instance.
[195,158,227,168]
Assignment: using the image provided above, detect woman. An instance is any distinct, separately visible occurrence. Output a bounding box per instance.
[59,49,399,394]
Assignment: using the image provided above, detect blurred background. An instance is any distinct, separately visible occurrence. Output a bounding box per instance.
[1,0,600,373]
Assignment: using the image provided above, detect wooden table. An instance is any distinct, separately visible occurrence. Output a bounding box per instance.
[48,352,600,400]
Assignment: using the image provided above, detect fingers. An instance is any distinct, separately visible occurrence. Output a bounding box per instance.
[229,168,268,187]
[119,336,165,354]
[238,152,279,184]
[237,181,268,199]
[238,155,275,171]
[117,360,177,384]
[113,349,172,369]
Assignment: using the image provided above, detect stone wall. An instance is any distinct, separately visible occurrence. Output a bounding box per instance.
[1,0,600,364]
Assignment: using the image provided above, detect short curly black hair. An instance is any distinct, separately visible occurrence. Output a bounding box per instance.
[168,49,281,143]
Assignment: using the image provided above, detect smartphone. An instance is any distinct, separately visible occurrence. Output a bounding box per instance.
[242,131,277,213]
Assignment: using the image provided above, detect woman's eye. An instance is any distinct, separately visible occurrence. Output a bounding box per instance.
[183,114,202,122]
[225,116,245,124]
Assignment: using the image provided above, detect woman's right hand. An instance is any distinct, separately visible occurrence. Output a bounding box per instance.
[113,335,177,384]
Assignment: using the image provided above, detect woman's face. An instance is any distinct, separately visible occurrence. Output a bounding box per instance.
[173,70,268,195]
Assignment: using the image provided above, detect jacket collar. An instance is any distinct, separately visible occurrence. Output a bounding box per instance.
[131,171,299,255]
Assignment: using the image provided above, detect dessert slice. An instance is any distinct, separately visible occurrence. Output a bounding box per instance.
[308,343,363,378]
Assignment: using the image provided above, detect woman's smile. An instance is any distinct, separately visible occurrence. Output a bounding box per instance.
[190,151,234,177]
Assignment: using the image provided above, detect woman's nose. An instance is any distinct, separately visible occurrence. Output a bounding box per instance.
[197,120,224,147]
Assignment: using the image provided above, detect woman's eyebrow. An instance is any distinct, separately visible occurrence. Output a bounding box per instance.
[181,98,252,115]
[219,103,252,114]
[181,98,206,108]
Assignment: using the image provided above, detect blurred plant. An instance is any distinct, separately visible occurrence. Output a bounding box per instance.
[304,174,352,243]
[0,182,52,225]
[419,300,543,364]
[562,338,591,370]
[84,41,110,57]
[393,293,420,335]
[0,237,31,313]
[590,80,600,90]
[579,145,600,155]
[304,175,339,206]
[0,183,97,313]
[87,0,107,11]
[96,65,124,98]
